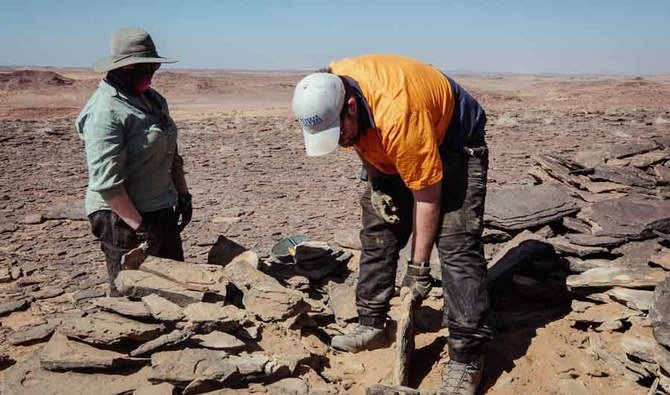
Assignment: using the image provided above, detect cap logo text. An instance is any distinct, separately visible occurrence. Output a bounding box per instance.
[298,114,323,127]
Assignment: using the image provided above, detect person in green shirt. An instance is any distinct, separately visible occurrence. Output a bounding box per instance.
[76,28,192,296]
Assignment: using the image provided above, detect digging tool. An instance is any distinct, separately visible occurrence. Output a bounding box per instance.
[121,242,149,270]
[394,286,416,386]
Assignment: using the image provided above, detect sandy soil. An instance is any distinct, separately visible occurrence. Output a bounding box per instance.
[1,67,669,394]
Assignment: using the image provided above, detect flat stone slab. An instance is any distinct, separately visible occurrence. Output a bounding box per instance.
[139,256,229,297]
[43,199,87,221]
[548,236,609,257]
[578,195,670,239]
[223,251,309,322]
[92,297,152,319]
[191,331,245,350]
[39,333,148,371]
[327,281,357,325]
[650,248,670,270]
[183,302,245,324]
[567,267,667,290]
[0,298,30,316]
[587,165,657,188]
[150,348,238,386]
[115,270,204,307]
[207,235,248,266]
[650,275,670,348]
[142,294,184,322]
[9,321,58,345]
[59,311,165,346]
[565,233,625,248]
[134,382,176,395]
[607,288,654,312]
[5,356,153,395]
[266,377,309,395]
[484,183,580,231]
[488,231,555,284]
[130,329,193,357]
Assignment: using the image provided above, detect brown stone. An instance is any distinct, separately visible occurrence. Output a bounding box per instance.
[567,266,667,290]
[130,329,193,357]
[59,311,165,346]
[92,297,152,319]
[650,275,670,348]
[327,281,357,325]
[9,321,58,345]
[150,348,238,386]
[39,333,148,371]
[578,195,670,239]
[115,270,204,307]
[651,248,670,270]
[142,294,184,321]
[139,256,229,297]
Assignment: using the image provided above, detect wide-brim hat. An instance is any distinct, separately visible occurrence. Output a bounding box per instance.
[92,28,177,73]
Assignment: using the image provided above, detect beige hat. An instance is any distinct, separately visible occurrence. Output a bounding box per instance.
[92,28,177,72]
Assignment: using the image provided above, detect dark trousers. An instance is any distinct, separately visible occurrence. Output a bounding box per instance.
[88,208,184,295]
[356,78,492,362]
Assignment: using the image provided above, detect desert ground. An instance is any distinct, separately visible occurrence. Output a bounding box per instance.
[1,66,669,394]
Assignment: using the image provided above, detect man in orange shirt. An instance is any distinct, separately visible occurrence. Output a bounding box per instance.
[292,54,491,395]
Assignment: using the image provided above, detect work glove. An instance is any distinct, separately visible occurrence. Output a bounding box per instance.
[135,221,162,256]
[175,192,193,232]
[401,261,433,301]
[371,189,400,224]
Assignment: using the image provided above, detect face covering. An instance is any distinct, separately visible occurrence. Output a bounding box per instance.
[105,67,155,95]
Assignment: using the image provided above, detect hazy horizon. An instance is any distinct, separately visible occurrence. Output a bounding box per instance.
[2,0,669,75]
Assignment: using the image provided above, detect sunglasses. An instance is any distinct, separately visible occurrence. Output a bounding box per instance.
[126,63,161,72]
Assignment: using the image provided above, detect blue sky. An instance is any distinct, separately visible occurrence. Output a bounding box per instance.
[1,0,668,74]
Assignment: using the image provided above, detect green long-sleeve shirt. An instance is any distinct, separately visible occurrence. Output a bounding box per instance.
[76,80,181,215]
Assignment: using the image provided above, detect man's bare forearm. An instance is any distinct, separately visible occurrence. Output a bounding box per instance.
[104,187,143,230]
[411,181,442,263]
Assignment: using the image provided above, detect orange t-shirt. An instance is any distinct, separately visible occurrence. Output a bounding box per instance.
[330,54,455,190]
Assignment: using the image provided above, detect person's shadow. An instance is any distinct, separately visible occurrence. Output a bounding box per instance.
[407,239,574,393]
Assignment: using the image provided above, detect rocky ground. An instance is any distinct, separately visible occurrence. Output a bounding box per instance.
[1,68,670,394]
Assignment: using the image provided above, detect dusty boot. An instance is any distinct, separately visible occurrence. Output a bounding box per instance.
[440,356,484,395]
[331,324,385,352]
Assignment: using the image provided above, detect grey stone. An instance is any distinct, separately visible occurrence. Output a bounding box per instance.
[487,231,555,284]
[207,235,248,266]
[0,265,12,283]
[562,216,593,234]
[394,290,415,387]
[150,348,238,386]
[130,329,193,357]
[4,355,153,395]
[570,300,595,313]
[609,141,659,159]
[59,311,165,346]
[191,331,245,350]
[115,270,204,307]
[567,267,667,290]
[620,334,657,363]
[266,378,309,395]
[650,275,670,348]
[140,256,229,297]
[142,294,184,322]
[578,195,670,239]
[548,236,609,257]
[534,154,584,188]
[606,288,654,312]
[587,165,657,188]
[565,233,625,248]
[39,333,148,371]
[334,228,362,250]
[484,183,580,231]
[482,227,512,243]
[366,384,421,395]
[328,281,357,325]
[183,302,245,325]
[564,256,612,273]
[0,298,29,316]
[650,248,670,270]
[72,288,106,301]
[222,251,309,322]
[20,214,44,224]
[134,382,176,395]
[91,297,152,319]
[31,286,64,300]
[627,149,670,168]
[571,302,640,325]
[654,164,670,185]
[9,321,58,345]
[43,199,87,221]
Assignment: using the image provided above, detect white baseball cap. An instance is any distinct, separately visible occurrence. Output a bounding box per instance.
[292,73,345,156]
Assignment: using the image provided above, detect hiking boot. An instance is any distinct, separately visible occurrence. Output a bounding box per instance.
[440,356,484,395]
[331,324,385,353]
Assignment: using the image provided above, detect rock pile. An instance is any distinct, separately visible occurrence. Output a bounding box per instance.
[3,245,359,394]
[481,137,670,393]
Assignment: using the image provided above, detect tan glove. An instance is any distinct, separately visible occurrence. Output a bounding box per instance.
[371,189,401,224]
